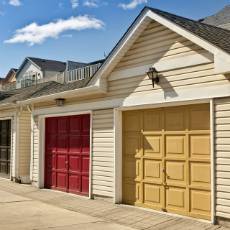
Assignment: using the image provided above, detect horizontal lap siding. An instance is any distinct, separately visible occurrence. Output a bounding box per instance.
[92,109,114,197]
[108,22,227,98]
[115,21,205,71]
[215,97,230,219]
[18,111,31,177]
[32,116,39,184]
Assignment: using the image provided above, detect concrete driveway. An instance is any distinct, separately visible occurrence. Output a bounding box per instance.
[0,179,226,230]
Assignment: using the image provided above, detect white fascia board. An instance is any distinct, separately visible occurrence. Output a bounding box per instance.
[0,103,16,110]
[17,85,106,105]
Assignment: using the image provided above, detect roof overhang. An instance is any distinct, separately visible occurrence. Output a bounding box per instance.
[17,85,106,105]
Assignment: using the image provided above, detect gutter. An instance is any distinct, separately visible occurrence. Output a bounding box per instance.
[16,85,106,106]
[0,102,17,109]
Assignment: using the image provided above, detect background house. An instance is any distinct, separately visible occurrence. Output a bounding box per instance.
[16,57,66,88]
[0,68,17,90]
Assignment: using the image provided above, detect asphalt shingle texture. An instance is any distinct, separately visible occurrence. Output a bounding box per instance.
[148,7,230,54]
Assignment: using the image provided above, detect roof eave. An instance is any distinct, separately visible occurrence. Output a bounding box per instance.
[17,85,106,106]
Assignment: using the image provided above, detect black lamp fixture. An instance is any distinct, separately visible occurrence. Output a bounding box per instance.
[146,67,159,88]
[55,98,65,107]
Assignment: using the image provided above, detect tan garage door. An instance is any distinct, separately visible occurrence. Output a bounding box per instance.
[123,104,211,220]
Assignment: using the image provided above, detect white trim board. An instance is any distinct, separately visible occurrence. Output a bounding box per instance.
[32,83,230,117]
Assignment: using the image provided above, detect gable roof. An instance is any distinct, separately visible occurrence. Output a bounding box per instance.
[3,68,18,83]
[147,7,230,54]
[28,57,66,72]
[88,6,230,87]
[200,5,230,28]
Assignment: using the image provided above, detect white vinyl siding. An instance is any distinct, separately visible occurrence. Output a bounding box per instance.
[215,97,230,219]
[31,116,39,184]
[92,109,114,197]
[18,111,31,180]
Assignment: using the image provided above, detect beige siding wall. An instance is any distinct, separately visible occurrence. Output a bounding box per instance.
[215,97,230,219]
[31,116,39,184]
[18,111,31,180]
[107,22,227,100]
[92,109,114,197]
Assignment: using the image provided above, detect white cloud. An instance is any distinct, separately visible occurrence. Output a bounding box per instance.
[8,0,21,6]
[5,15,104,46]
[84,0,99,8]
[71,0,79,9]
[119,0,147,10]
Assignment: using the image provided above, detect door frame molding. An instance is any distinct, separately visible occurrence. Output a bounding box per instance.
[37,110,93,199]
[114,99,215,222]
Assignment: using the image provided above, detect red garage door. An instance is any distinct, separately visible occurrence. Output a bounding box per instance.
[45,114,90,196]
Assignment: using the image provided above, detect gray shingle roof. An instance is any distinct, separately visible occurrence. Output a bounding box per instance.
[30,77,91,99]
[0,81,60,105]
[147,7,230,54]
[29,57,66,72]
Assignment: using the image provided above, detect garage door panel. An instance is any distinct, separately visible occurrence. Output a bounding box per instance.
[124,112,141,132]
[69,135,81,153]
[166,187,187,214]
[123,182,136,205]
[189,106,210,130]
[69,174,81,193]
[82,176,89,194]
[190,189,211,219]
[144,135,162,158]
[123,104,210,220]
[124,134,141,157]
[56,154,67,171]
[143,159,162,183]
[165,135,186,158]
[143,183,163,209]
[190,135,210,159]
[57,117,69,133]
[166,161,186,186]
[190,162,211,188]
[69,116,81,133]
[165,108,185,131]
[69,155,81,173]
[46,135,56,151]
[143,110,162,131]
[56,172,67,191]
[82,135,90,153]
[82,156,90,174]
[57,135,68,152]
[123,159,137,180]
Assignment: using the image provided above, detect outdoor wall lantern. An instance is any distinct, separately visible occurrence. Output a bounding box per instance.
[146,67,159,88]
[55,98,66,107]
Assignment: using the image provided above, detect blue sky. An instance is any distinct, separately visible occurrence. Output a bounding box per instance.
[0,0,229,77]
